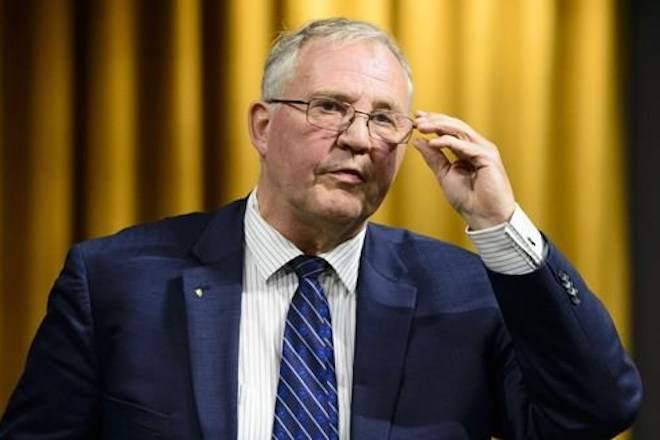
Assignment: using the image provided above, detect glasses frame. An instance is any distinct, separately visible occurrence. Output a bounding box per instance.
[267,98,415,145]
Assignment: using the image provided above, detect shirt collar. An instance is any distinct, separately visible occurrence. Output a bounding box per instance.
[243,189,365,293]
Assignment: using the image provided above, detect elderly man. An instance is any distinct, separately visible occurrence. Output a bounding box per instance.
[0,17,641,440]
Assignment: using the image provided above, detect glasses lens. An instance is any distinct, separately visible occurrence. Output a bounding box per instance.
[307,98,350,131]
[369,111,413,144]
[306,98,413,144]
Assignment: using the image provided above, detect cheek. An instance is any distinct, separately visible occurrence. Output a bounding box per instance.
[373,147,405,182]
[268,133,329,185]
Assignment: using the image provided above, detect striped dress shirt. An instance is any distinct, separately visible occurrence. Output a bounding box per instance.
[237,190,544,439]
[239,191,364,439]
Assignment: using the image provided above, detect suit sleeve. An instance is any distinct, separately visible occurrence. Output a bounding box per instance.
[0,245,100,438]
[487,241,642,439]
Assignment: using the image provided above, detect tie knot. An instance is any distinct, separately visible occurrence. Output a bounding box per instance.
[288,255,328,281]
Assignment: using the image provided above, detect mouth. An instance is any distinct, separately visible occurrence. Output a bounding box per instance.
[326,167,366,184]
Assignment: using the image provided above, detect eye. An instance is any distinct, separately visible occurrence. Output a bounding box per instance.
[370,111,397,127]
[313,98,346,114]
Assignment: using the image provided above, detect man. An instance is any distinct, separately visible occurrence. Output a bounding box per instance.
[0,17,641,439]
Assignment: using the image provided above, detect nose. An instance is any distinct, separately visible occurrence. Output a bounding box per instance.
[336,113,371,154]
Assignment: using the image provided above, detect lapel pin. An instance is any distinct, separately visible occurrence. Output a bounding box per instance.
[194,287,204,298]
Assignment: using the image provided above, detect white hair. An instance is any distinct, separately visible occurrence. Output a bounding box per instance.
[261,17,414,102]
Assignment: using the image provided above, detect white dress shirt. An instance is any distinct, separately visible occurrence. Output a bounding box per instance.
[238,191,364,439]
[467,203,545,273]
[237,190,545,439]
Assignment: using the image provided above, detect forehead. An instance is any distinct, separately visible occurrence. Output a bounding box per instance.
[287,39,410,112]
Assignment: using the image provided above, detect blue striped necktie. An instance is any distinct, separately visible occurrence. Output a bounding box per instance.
[272,255,339,440]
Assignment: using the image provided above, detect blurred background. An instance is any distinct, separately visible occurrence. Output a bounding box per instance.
[1,0,658,438]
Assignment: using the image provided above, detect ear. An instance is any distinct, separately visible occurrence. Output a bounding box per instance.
[248,101,272,157]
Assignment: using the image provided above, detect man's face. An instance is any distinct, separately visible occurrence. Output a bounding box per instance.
[256,39,410,230]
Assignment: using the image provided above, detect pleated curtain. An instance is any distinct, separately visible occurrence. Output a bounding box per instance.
[0,1,629,437]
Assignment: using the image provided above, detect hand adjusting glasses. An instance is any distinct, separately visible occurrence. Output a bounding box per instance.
[267,97,414,145]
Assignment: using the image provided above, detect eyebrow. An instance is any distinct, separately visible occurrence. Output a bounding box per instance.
[310,90,404,113]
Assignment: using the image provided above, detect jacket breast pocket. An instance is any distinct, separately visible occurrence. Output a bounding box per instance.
[102,394,171,439]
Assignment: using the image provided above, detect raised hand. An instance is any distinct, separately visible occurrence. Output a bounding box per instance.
[413,111,515,230]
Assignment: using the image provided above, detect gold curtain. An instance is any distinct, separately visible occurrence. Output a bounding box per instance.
[1,1,630,436]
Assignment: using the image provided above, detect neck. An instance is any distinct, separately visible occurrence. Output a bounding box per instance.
[255,190,365,255]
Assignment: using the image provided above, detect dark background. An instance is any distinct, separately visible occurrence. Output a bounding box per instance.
[628,0,660,438]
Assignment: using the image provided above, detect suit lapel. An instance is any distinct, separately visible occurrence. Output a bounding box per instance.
[351,226,417,439]
[182,199,246,439]
[181,202,417,439]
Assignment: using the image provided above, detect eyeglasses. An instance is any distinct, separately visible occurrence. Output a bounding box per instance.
[267,97,414,145]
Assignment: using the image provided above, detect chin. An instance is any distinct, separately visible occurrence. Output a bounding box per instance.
[313,189,373,224]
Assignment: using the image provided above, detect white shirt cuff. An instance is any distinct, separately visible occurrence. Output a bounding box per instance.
[466,204,546,275]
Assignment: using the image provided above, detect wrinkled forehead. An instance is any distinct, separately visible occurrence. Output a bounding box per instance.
[288,38,412,112]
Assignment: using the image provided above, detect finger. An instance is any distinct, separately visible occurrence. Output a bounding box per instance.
[413,138,451,177]
[426,135,496,166]
[415,113,488,144]
[416,117,479,143]
[415,112,476,134]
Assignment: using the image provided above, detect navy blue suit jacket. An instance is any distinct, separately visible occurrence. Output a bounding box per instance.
[0,199,642,439]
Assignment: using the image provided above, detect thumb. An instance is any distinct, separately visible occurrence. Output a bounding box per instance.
[413,138,451,177]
